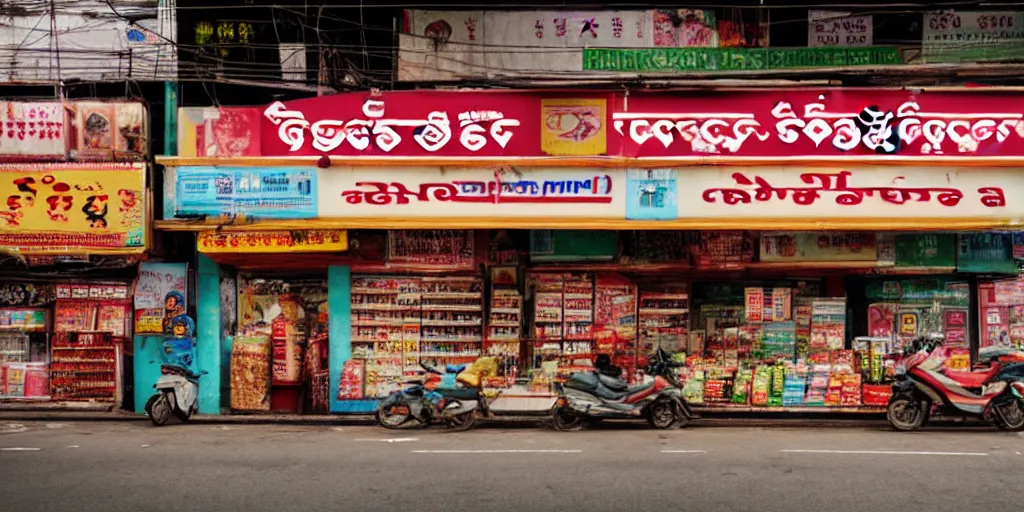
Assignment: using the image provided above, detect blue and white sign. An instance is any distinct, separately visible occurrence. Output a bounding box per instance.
[625,169,677,220]
[174,166,318,219]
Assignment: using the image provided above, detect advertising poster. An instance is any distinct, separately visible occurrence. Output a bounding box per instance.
[0,164,146,252]
[134,262,188,334]
[744,287,764,323]
[760,232,878,262]
[174,166,317,219]
[540,98,606,156]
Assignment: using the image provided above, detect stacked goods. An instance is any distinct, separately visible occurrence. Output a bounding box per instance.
[824,374,843,406]
[230,336,271,411]
[762,322,797,359]
[782,364,807,407]
[768,364,785,407]
[337,360,365,400]
[751,365,772,406]
[862,384,892,406]
[804,364,830,406]
[840,374,863,406]
[703,379,727,403]
[682,370,706,405]
[732,368,752,405]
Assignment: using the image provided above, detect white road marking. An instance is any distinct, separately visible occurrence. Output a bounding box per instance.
[781,449,989,456]
[411,450,581,454]
[67,445,80,449]
[1,447,41,451]
[355,438,418,443]
[331,427,345,431]
[141,445,150,448]
[661,450,707,453]
[0,424,27,434]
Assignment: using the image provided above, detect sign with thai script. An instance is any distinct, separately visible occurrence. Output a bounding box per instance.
[924,11,1024,63]
[197,230,348,253]
[261,91,611,157]
[582,46,899,72]
[616,90,1024,158]
[760,232,878,262]
[0,102,65,159]
[678,166,1020,220]
[0,164,145,252]
[808,11,873,47]
[174,167,317,219]
[317,167,624,218]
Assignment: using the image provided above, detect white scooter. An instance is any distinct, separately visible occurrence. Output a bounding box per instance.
[146,364,204,426]
[145,315,205,426]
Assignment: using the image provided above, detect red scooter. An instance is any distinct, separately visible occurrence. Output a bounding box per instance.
[887,337,1024,431]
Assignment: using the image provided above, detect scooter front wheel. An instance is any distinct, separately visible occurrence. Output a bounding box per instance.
[147,393,172,427]
[887,397,926,431]
[377,398,415,429]
[446,412,476,432]
[551,406,584,432]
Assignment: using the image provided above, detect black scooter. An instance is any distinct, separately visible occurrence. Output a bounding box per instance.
[551,349,695,431]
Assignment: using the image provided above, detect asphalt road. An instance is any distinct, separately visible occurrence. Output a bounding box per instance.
[2,418,1024,512]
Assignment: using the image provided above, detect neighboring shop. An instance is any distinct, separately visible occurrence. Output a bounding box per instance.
[155,88,1024,415]
[0,100,150,406]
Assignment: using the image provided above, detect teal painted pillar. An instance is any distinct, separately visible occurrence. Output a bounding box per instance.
[328,266,353,413]
[196,254,222,414]
[133,335,165,414]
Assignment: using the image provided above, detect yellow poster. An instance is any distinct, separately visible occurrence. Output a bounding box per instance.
[541,98,607,156]
[198,230,348,253]
[0,164,145,253]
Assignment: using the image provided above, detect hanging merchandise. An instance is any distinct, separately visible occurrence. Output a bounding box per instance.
[230,336,271,412]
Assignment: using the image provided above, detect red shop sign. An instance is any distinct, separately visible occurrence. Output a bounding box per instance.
[261,91,613,157]
[615,90,1024,158]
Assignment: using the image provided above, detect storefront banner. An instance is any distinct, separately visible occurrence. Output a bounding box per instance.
[262,92,611,157]
[134,262,188,335]
[760,232,878,262]
[197,230,348,253]
[676,166,1021,219]
[0,102,65,158]
[923,11,1024,64]
[317,167,624,218]
[617,90,1024,158]
[0,163,146,252]
[173,166,317,219]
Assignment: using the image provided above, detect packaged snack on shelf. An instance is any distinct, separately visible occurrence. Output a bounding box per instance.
[230,336,271,412]
[751,365,772,406]
[732,367,752,405]
[682,370,706,405]
[840,374,862,406]
[768,364,785,407]
[862,384,892,406]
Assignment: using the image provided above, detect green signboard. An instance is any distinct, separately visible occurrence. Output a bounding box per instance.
[530,230,617,262]
[957,233,1018,274]
[894,234,957,267]
[582,46,902,73]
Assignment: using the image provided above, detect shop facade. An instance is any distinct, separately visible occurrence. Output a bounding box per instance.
[0,100,151,408]
[155,88,1024,415]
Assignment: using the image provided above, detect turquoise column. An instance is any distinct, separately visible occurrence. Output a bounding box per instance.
[196,254,222,414]
[328,265,373,413]
[133,335,165,414]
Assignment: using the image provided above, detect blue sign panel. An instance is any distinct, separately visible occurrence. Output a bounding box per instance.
[625,169,677,220]
[174,167,317,219]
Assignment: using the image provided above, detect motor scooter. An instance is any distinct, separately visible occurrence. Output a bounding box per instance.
[887,336,1024,431]
[551,348,695,431]
[376,362,468,429]
[145,315,207,426]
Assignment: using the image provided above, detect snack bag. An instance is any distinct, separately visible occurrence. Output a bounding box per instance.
[751,365,771,406]
[732,368,752,405]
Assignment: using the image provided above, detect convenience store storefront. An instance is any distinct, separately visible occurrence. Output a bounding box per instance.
[156,88,1024,415]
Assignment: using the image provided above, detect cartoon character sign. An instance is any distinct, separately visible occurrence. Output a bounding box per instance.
[163,291,186,334]
[162,314,197,372]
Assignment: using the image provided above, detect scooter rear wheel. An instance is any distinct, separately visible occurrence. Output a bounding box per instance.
[995,401,1024,431]
[647,398,677,429]
[147,394,172,427]
[377,399,415,429]
[446,412,476,432]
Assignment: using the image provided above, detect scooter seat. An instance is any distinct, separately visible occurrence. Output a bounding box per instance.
[597,373,628,391]
[942,366,999,389]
